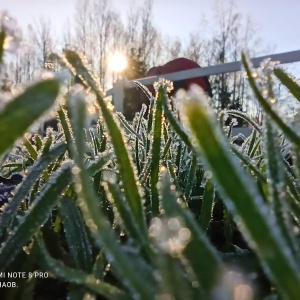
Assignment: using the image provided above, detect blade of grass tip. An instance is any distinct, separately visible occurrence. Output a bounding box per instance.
[183,92,300,299]
[199,179,214,232]
[159,170,227,298]
[134,80,154,102]
[35,233,128,300]
[247,129,257,156]
[163,95,192,148]
[0,79,60,156]
[64,50,146,233]
[0,143,67,237]
[274,67,300,103]
[34,134,43,151]
[242,53,300,146]
[41,131,53,156]
[59,197,94,272]
[150,85,165,216]
[23,138,38,160]
[249,137,262,158]
[264,118,300,260]
[58,106,73,158]
[68,93,155,299]
[0,161,72,270]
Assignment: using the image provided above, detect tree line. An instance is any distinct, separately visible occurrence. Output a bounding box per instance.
[1,0,271,119]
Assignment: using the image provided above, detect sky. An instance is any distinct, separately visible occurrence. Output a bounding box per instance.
[1,0,300,57]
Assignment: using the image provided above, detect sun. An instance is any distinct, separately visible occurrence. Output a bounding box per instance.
[108,52,127,73]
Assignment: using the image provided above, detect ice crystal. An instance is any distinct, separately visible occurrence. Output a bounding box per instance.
[153,78,173,93]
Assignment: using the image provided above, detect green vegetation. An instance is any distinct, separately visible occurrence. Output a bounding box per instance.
[1,29,300,300]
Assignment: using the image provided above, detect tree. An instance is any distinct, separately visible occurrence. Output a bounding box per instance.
[28,17,54,69]
[124,47,147,80]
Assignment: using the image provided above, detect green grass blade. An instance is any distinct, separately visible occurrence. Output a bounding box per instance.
[86,150,113,176]
[23,138,38,160]
[0,79,60,155]
[274,67,300,102]
[58,106,74,158]
[104,181,146,245]
[59,197,94,272]
[64,50,146,233]
[264,118,299,259]
[159,171,226,298]
[36,234,127,300]
[0,143,67,237]
[68,92,155,299]
[116,112,143,145]
[150,86,164,216]
[199,179,214,232]
[231,144,266,183]
[163,95,192,148]
[41,131,53,156]
[183,95,300,299]
[0,162,72,270]
[246,130,257,156]
[242,53,300,146]
[184,154,197,199]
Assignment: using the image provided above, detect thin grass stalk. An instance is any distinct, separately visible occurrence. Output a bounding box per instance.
[150,86,165,216]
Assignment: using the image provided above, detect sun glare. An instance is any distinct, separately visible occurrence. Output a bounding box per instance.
[108,52,127,73]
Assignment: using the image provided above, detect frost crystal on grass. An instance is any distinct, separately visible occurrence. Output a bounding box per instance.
[153,78,173,93]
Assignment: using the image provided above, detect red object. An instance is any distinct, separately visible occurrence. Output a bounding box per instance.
[124,57,212,120]
[145,57,212,97]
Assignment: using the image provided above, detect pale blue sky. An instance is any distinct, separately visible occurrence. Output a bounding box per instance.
[1,0,299,54]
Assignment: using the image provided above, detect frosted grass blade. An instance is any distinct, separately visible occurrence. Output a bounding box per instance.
[199,179,214,232]
[227,110,262,134]
[150,86,164,216]
[36,234,127,299]
[0,143,67,236]
[69,94,155,299]
[160,171,226,298]
[183,95,300,299]
[58,106,74,158]
[163,95,192,148]
[184,154,197,199]
[0,162,72,270]
[59,197,94,272]
[242,53,300,146]
[64,50,146,233]
[0,79,60,155]
[274,68,300,102]
[264,118,299,259]
[104,181,147,246]
[23,139,38,160]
